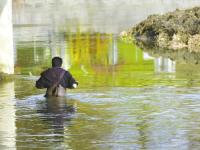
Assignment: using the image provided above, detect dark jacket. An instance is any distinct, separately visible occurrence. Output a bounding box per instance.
[36,67,77,89]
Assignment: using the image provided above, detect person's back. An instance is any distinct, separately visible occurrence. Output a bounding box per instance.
[36,57,78,97]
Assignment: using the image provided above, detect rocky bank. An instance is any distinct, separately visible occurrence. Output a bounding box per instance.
[122,7,200,53]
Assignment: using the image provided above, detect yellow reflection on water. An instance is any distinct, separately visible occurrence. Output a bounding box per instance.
[15,32,155,73]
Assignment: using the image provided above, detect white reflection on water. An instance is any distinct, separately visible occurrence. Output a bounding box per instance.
[155,57,176,73]
[0,82,16,149]
[109,35,118,65]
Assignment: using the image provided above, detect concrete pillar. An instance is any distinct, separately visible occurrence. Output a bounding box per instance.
[0,0,14,74]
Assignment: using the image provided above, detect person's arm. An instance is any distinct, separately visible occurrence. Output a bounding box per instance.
[35,71,48,89]
[35,76,45,89]
[66,72,78,89]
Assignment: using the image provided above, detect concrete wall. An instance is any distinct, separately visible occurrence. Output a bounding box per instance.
[13,0,200,33]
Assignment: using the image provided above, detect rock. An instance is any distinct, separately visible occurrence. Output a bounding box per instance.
[120,30,134,43]
[157,32,170,48]
[126,7,200,53]
[120,31,128,37]
[188,34,200,52]
[169,33,188,50]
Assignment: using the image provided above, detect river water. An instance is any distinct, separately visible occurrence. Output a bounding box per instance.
[1,0,200,149]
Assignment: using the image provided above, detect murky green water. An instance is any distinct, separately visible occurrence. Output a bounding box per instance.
[1,1,200,150]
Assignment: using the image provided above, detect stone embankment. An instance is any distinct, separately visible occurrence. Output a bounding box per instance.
[121,7,200,53]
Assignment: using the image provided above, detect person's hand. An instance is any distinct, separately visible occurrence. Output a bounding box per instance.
[73,83,78,88]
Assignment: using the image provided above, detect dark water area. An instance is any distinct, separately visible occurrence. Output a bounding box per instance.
[1,0,200,149]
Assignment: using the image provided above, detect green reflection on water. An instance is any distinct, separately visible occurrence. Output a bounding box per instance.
[15,33,157,88]
[1,38,200,149]
[15,46,51,75]
[5,31,200,150]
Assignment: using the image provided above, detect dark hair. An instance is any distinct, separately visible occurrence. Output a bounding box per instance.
[52,57,62,67]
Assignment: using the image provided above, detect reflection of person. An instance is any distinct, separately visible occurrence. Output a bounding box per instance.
[36,97,77,140]
[45,97,77,114]
[36,57,78,97]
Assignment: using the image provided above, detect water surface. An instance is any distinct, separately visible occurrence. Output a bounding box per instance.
[1,1,200,149]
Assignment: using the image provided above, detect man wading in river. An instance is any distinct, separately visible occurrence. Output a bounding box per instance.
[36,57,78,97]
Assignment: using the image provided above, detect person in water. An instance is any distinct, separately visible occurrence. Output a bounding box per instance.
[36,57,78,97]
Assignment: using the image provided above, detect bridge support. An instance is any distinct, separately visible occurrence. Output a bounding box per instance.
[0,0,14,74]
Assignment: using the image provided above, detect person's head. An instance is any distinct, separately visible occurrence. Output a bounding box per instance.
[52,57,62,67]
